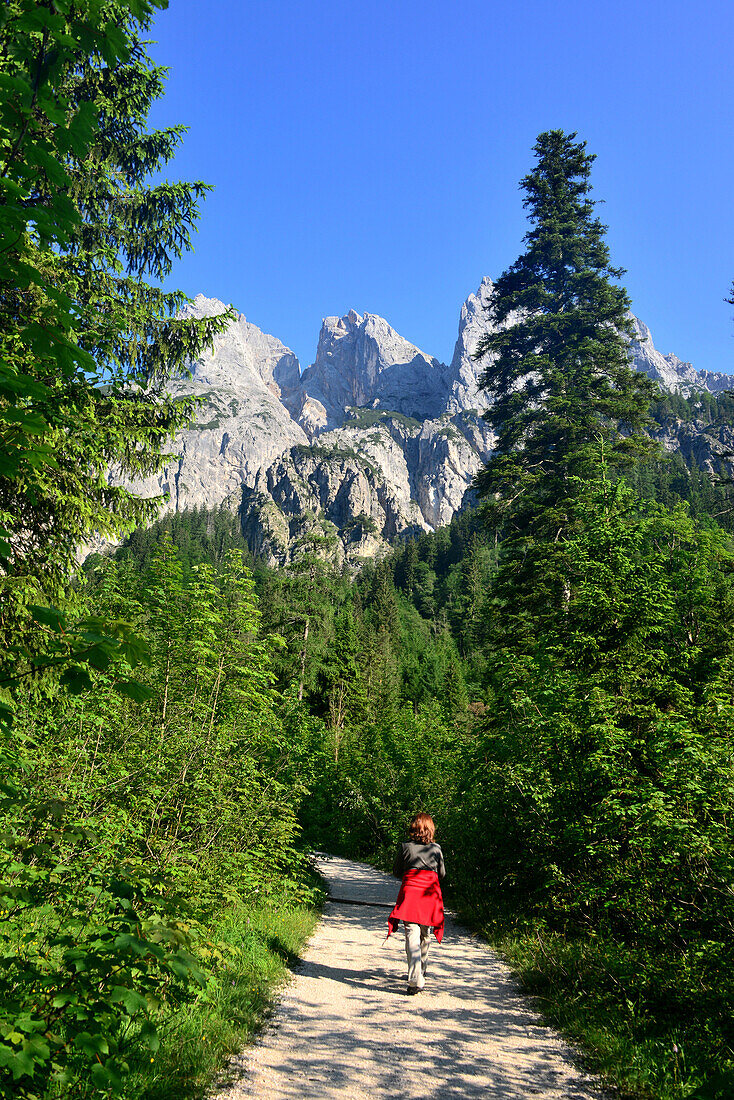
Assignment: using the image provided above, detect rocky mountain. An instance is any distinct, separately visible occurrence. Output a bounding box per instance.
[293,309,452,433]
[129,296,309,513]
[629,316,733,397]
[125,282,733,567]
[445,276,499,415]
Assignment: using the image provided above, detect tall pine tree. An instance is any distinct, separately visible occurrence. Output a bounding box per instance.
[475,130,657,541]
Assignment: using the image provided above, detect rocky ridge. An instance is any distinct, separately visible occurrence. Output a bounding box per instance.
[629,316,733,398]
[127,282,733,567]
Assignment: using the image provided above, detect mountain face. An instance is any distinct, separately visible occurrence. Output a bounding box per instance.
[294,309,452,433]
[125,283,733,566]
[629,316,733,397]
[445,276,497,415]
[129,298,309,513]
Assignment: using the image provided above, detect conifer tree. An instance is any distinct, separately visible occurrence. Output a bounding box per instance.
[475,130,657,538]
[0,0,230,615]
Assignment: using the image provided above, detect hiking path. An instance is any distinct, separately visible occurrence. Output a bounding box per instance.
[215,854,607,1099]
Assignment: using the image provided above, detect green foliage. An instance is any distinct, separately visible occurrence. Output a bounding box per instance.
[120,891,321,1100]
[0,0,231,630]
[0,15,258,1087]
[474,129,657,535]
[466,469,734,907]
[1,538,314,1097]
[646,392,734,531]
[650,388,734,430]
[110,506,252,575]
[343,512,379,535]
[300,701,467,863]
[0,792,204,1098]
[343,407,422,432]
[260,551,347,705]
[293,442,371,468]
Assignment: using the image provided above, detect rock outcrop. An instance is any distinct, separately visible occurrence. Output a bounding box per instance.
[651,412,734,477]
[445,276,497,414]
[241,445,422,569]
[296,309,451,430]
[129,296,309,512]
[629,316,732,396]
[121,283,732,566]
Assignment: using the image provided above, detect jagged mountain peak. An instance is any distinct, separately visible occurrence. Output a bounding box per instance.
[629,315,732,396]
[174,298,302,400]
[119,281,732,567]
[446,277,496,414]
[323,308,364,332]
[181,293,231,320]
[314,307,440,368]
[299,307,450,429]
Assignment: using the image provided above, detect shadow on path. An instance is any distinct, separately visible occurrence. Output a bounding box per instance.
[215,855,607,1100]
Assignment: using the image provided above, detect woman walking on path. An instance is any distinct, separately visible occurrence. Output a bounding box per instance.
[387,812,446,994]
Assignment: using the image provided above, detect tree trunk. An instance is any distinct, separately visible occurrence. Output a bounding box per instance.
[297,616,309,702]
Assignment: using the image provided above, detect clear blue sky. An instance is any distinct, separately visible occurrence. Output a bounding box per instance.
[149,0,734,376]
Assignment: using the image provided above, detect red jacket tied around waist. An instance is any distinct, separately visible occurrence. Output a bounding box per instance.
[387,868,444,943]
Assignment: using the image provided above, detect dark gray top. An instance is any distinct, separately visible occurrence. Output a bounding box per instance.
[393,840,446,881]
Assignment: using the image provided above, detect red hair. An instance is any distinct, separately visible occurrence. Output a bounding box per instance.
[408,812,435,844]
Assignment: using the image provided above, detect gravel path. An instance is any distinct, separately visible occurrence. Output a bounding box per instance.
[215,854,606,1099]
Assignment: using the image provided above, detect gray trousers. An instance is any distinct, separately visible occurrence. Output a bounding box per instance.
[403,922,430,989]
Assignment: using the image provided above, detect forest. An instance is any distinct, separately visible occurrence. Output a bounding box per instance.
[1,2,733,1099]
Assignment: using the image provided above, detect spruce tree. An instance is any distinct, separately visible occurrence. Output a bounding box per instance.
[475,130,657,538]
[0,0,230,616]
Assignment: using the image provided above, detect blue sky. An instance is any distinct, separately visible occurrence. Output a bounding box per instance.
[149,0,734,376]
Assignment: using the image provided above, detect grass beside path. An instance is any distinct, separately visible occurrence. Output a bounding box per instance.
[124,882,322,1100]
[456,899,733,1100]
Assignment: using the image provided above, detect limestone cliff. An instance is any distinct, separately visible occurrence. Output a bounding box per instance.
[120,284,732,566]
[629,316,733,397]
[129,296,308,512]
[296,309,451,431]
